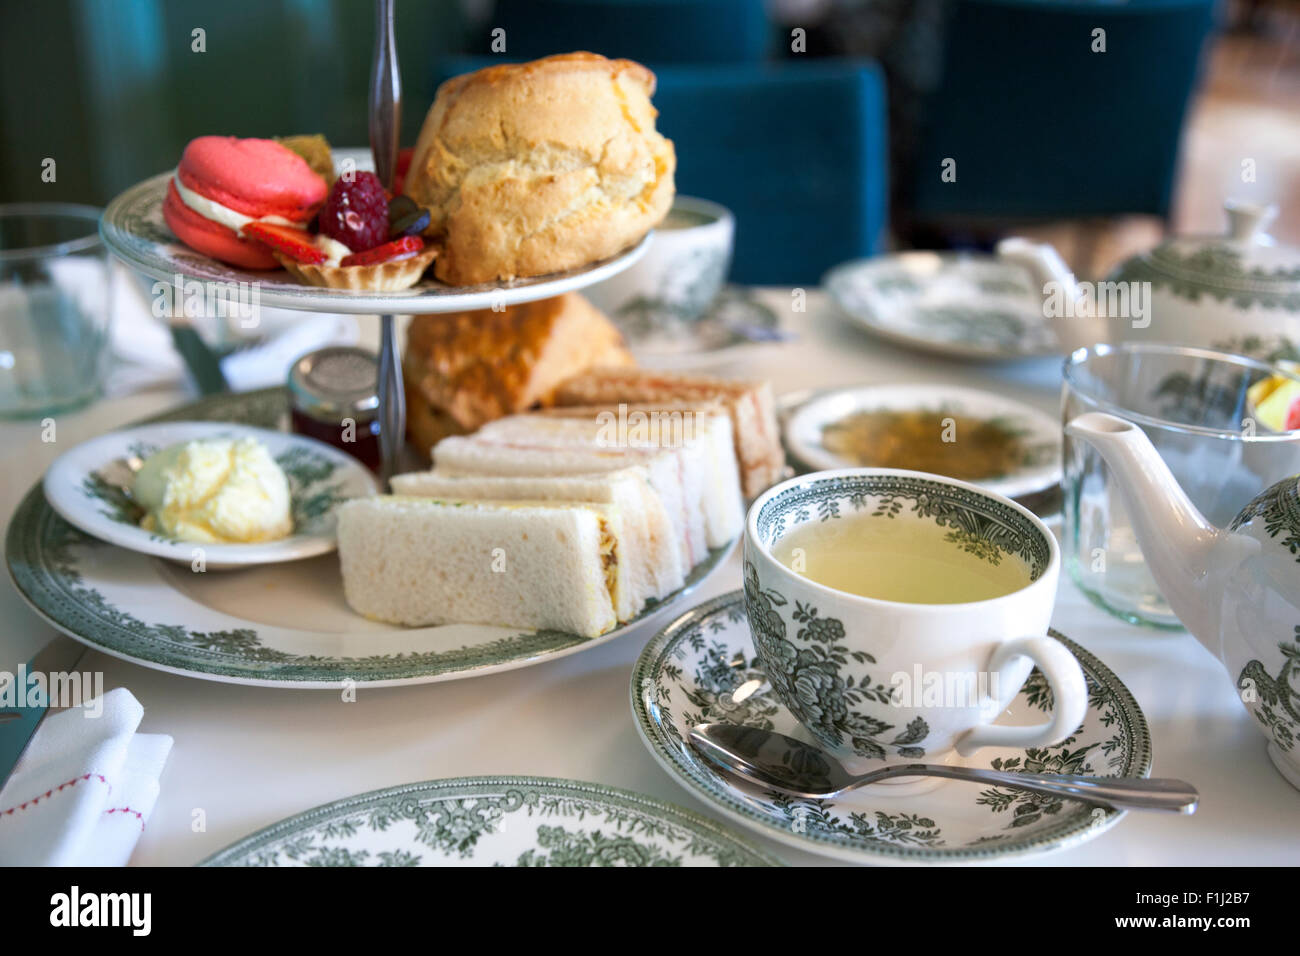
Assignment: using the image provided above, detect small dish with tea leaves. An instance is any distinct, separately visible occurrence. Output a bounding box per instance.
[783,383,1061,499]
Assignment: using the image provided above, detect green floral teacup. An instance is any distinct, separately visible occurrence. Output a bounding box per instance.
[743,468,1086,768]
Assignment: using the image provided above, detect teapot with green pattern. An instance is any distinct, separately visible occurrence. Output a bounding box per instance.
[1067,411,1300,791]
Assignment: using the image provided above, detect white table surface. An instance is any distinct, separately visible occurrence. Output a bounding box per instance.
[3,287,1297,867]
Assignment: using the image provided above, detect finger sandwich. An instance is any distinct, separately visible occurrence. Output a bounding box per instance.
[431,411,743,568]
[337,496,624,637]
[552,368,784,497]
[388,469,685,617]
[475,413,741,548]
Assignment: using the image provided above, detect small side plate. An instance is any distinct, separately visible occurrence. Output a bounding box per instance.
[782,383,1062,500]
[43,421,378,569]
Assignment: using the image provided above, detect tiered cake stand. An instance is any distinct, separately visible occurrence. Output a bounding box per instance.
[99,0,650,482]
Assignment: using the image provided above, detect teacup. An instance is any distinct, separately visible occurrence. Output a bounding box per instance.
[583,196,734,333]
[743,468,1086,768]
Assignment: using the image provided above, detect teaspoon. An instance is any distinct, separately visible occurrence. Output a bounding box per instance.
[689,722,1198,813]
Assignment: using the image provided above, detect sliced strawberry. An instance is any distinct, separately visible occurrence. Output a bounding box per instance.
[1286,398,1300,431]
[241,222,327,264]
[340,235,424,267]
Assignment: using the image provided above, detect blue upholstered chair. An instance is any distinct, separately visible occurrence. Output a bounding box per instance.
[487,0,772,64]
[435,56,889,285]
[653,62,889,284]
[908,0,1217,228]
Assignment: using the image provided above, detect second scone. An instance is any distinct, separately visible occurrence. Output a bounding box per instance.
[404,52,676,286]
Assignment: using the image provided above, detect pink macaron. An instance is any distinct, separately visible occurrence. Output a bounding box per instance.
[162,136,328,270]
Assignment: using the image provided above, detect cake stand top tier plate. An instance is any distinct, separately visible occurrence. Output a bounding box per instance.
[99,148,651,315]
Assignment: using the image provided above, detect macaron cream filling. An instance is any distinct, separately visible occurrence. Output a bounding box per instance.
[172,173,306,234]
[173,174,353,264]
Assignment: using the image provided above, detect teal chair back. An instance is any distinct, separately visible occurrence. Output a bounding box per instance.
[437,56,890,286]
[909,0,1216,225]
[0,0,465,205]
[653,62,889,284]
[489,0,772,63]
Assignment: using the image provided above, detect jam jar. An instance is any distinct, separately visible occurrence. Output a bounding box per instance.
[288,346,381,469]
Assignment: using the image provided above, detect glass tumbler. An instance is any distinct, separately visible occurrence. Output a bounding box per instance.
[0,204,113,417]
[1063,342,1300,629]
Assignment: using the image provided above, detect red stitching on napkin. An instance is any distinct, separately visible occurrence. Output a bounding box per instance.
[0,772,110,819]
[106,806,146,831]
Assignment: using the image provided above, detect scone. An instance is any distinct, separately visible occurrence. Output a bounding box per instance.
[404,52,676,286]
[403,292,635,456]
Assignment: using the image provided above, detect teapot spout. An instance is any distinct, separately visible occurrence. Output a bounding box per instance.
[1065,413,1241,644]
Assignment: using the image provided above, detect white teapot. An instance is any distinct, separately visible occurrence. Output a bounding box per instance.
[1000,201,1300,357]
[1067,411,1300,790]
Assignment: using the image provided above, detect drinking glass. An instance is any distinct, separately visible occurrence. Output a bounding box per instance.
[1063,342,1300,628]
[0,204,113,417]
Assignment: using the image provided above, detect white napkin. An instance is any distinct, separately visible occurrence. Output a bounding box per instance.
[104,264,360,396]
[0,688,172,866]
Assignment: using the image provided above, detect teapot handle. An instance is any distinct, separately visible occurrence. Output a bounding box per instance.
[1225,200,1278,244]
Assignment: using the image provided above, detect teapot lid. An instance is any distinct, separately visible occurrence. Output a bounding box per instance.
[1112,201,1300,310]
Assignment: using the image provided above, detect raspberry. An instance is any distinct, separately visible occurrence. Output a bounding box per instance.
[318,171,389,253]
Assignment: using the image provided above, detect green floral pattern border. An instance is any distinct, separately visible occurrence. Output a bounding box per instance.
[754,472,1050,580]
[1113,244,1300,312]
[200,776,782,867]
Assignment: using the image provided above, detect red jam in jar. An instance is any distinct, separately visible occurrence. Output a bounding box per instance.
[288,347,381,470]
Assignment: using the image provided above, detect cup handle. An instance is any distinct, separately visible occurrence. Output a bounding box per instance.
[954,635,1088,757]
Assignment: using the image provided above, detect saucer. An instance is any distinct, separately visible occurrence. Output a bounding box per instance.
[825,252,1059,361]
[782,383,1061,499]
[43,421,378,569]
[631,591,1152,865]
[623,286,792,370]
[201,776,781,867]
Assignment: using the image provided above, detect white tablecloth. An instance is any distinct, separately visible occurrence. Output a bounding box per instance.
[2,288,1296,866]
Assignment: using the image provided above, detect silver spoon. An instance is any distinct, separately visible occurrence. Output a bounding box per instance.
[689,722,1199,813]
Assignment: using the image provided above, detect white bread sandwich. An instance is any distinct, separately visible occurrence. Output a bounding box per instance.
[432,410,745,563]
[531,403,745,548]
[388,469,685,618]
[430,434,704,569]
[552,368,783,497]
[337,496,623,637]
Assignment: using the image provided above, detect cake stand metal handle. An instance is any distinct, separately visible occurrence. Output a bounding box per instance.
[370,0,404,485]
[370,0,401,191]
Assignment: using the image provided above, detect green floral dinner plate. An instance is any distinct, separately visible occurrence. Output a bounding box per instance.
[6,388,735,688]
[825,252,1058,360]
[632,591,1152,865]
[201,776,782,867]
